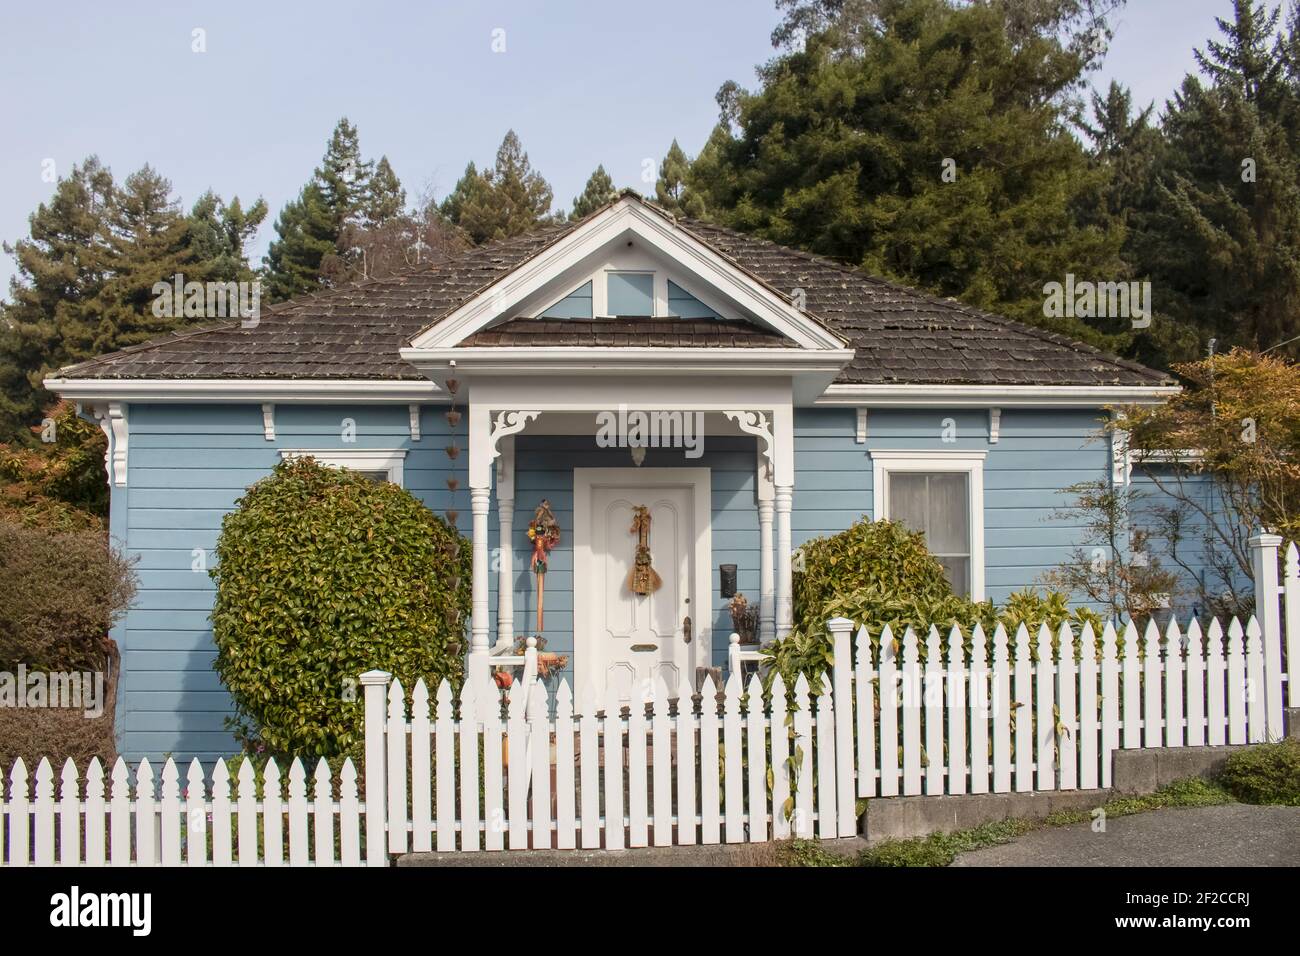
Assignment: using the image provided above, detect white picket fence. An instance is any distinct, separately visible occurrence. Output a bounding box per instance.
[2,535,1297,865]
[0,754,373,867]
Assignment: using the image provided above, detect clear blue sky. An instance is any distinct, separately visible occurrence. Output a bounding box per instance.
[0,0,1244,291]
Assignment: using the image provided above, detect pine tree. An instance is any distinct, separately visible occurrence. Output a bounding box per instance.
[262,182,337,301]
[571,165,616,219]
[654,140,705,218]
[441,131,555,244]
[364,156,406,228]
[186,191,268,284]
[316,117,373,227]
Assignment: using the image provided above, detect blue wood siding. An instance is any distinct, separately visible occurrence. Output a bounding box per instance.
[115,401,1177,764]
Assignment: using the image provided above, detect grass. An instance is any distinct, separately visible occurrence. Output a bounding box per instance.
[776,776,1238,867]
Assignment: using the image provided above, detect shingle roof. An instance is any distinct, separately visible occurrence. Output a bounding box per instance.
[54,198,1172,388]
[460,316,794,348]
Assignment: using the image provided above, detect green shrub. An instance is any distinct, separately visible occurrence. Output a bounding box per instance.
[766,517,1104,686]
[1218,740,1300,806]
[211,457,470,758]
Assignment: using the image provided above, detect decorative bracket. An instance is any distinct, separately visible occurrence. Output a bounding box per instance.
[855,408,869,444]
[489,410,540,461]
[1111,410,1131,486]
[261,403,275,441]
[723,410,775,479]
[90,402,128,487]
[988,407,1001,444]
[409,404,422,441]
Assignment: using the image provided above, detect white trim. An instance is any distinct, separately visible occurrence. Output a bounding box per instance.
[870,450,986,601]
[409,197,849,352]
[572,467,712,698]
[988,407,1001,444]
[819,383,1180,407]
[261,403,276,441]
[855,408,869,444]
[87,402,128,488]
[401,346,853,376]
[279,448,407,486]
[44,377,443,403]
[409,404,422,441]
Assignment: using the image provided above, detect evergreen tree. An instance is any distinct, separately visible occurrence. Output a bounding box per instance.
[186,191,268,284]
[697,0,1128,345]
[316,117,373,227]
[571,164,616,219]
[262,182,337,301]
[364,156,406,228]
[654,140,705,218]
[441,131,555,243]
[1144,0,1300,356]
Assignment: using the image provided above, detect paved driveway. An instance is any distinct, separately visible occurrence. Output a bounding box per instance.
[951,805,1300,866]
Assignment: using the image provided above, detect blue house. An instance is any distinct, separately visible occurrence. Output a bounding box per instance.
[47,193,1182,763]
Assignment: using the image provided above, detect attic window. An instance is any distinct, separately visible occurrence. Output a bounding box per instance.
[667,280,719,319]
[540,280,593,319]
[607,272,654,317]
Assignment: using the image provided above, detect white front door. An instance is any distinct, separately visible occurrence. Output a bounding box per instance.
[574,468,711,704]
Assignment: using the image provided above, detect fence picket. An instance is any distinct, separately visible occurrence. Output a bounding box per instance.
[236,759,257,866]
[1164,619,1184,747]
[991,625,1012,793]
[340,760,361,866]
[483,681,504,851]
[83,759,104,867]
[855,628,876,798]
[286,758,308,867]
[156,760,180,867]
[675,673,697,847]
[815,675,838,839]
[627,682,649,848]
[830,620,855,835]
[459,679,481,852]
[211,759,232,867]
[770,674,791,840]
[1227,618,1248,745]
[946,626,967,797]
[9,759,29,866]
[968,625,989,795]
[1122,621,1141,750]
[184,759,206,867]
[603,685,626,850]
[1245,617,1266,743]
[722,673,745,843]
[901,628,923,796]
[746,674,768,843]
[1057,623,1077,791]
[1078,623,1099,790]
[435,680,456,852]
[33,759,55,867]
[579,683,601,849]
[1185,620,1206,747]
[313,759,335,867]
[924,627,945,795]
[506,681,528,850]
[698,676,721,845]
[263,758,283,867]
[1143,620,1163,748]
[1100,624,1121,786]
[556,681,577,850]
[792,674,815,839]
[1035,624,1056,792]
[651,678,673,847]
[385,679,408,855]
[1285,543,1300,708]
[529,680,552,850]
[59,760,81,866]
[1013,625,1033,792]
[410,679,432,853]
[1207,619,1227,746]
[878,626,900,797]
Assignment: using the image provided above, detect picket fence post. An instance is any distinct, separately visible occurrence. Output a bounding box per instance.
[827,617,856,835]
[1283,543,1300,709]
[1248,530,1285,739]
[359,669,392,866]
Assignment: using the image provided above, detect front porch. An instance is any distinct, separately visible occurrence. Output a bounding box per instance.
[456,376,799,697]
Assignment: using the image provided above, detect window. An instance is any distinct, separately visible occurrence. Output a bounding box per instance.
[279,449,406,486]
[607,272,654,316]
[667,280,719,319]
[540,280,593,319]
[871,450,986,599]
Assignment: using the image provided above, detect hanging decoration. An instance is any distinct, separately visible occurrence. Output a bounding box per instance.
[527,499,561,632]
[627,505,662,595]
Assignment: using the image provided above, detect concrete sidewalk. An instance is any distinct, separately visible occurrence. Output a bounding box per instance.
[951,804,1300,867]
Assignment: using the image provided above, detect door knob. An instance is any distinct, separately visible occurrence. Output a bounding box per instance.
[683,615,692,644]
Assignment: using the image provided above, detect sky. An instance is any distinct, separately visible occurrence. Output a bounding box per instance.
[0,0,1246,291]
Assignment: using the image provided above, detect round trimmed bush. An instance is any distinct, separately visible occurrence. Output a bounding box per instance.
[211,457,470,757]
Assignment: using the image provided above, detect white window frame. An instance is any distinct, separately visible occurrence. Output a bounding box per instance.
[279,448,407,486]
[870,449,987,601]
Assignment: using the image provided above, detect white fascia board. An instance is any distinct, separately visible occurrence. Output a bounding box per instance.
[817,383,1180,408]
[400,346,856,376]
[44,377,444,404]
[410,198,849,352]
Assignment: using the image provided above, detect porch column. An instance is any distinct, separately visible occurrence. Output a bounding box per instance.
[467,403,493,686]
[773,405,796,640]
[496,436,516,647]
[756,448,776,642]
